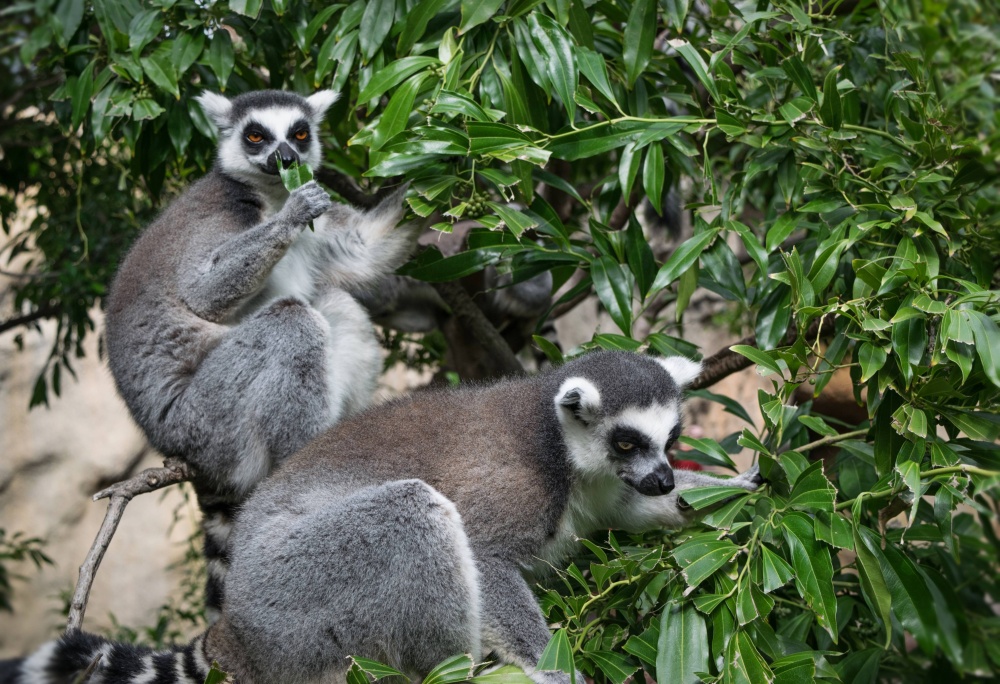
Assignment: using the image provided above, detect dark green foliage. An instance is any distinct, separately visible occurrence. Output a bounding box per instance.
[4,0,1000,681]
[0,529,52,613]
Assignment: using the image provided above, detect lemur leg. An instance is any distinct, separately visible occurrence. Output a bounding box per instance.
[223,480,481,682]
[475,558,583,684]
[168,297,333,496]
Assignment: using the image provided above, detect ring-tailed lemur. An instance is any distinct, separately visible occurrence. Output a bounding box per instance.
[3,352,762,684]
[103,89,418,620]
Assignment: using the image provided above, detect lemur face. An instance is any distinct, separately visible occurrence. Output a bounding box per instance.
[196,89,338,184]
[555,354,703,496]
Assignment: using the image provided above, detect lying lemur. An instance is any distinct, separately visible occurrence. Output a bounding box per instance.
[4,351,762,684]
[104,89,418,618]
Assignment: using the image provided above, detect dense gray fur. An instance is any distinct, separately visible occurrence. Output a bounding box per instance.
[5,351,762,684]
[104,89,418,618]
[213,351,762,684]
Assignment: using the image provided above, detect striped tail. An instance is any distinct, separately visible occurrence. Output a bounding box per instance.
[5,631,210,684]
[196,489,241,623]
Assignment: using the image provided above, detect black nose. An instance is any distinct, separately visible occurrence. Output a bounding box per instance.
[275,142,299,167]
[635,466,675,496]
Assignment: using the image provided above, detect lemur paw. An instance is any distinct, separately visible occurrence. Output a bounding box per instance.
[732,463,765,491]
[283,181,333,225]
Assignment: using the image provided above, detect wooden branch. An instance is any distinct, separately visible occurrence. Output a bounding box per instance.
[432,281,524,377]
[66,458,194,633]
[690,317,830,390]
[0,305,59,335]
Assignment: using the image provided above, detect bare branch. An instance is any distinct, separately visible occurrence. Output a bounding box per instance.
[690,317,830,390]
[432,280,524,378]
[66,458,194,633]
[0,305,59,335]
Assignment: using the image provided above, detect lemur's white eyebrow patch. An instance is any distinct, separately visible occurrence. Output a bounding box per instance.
[613,404,679,451]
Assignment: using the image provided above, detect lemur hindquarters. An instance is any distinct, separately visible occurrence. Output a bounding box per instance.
[104,89,418,619]
[6,351,762,684]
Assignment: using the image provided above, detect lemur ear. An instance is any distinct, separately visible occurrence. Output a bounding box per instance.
[195,91,233,130]
[657,356,702,389]
[306,90,339,122]
[557,378,601,426]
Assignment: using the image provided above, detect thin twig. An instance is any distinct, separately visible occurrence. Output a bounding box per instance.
[0,305,59,335]
[66,458,194,633]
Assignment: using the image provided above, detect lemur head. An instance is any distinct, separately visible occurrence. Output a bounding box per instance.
[553,352,702,496]
[195,89,339,184]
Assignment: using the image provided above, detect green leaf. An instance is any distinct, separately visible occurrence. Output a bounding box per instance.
[625,216,656,299]
[649,228,718,295]
[576,47,617,105]
[536,629,575,680]
[729,345,782,376]
[141,51,179,99]
[858,527,939,654]
[485,202,539,237]
[203,663,229,684]
[229,0,263,17]
[470,666,535,684]
[54,0,85,44]
[679,486,749,510]
[728,631,775,684]
[207,30,235,90]
[591,256,633,334]
[787,461,836,512]
[662,0,690,30]
[527,14,578,116]
[359,0,394,61]
[671,537,739,587]
[766,212,797,252]
[623,623,659,665]
[676,436,737,469]
[687,388,754,425]
[643,143,665,215]
[858,343,887,383]
[760,546,794,593]
[350,657,407,680]
[357,56,440,103]
[670,40,718,101]
[891,315,926,387]
[819,66,843,130]
[128,9,163,57]
[967,310,1000,387]
[715,109,747,137]
[70,62,95,131]
[656,602,709,684]
[781,56,817,102]
[587,652,637,684]
[778,96,814,124]
[398,0,450,54]
[371,72,429,151]
[459,0,503,33]
[423,654,475,684]
[895,458,922,527]
[852,524,893,647]
[533,335,564,365]
[277,159,315,192]
[623,0,656,86]
[132,98,165,120]
[781,513,838,640]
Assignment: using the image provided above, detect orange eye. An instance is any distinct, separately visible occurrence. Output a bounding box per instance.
[246,132,264,143]
[294,130,309,141]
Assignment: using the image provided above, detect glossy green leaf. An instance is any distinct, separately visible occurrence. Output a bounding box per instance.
[760,545,795,593]
[536,629,575,680]
[591,256,633,334]
[207,30,235,90]
[459,0,504,33]
[676,437,736,469]
[423,654,475,684]
[649,228,718,294]
[357,57,440,103]
[671,537,739,587]
[623,0,656,86]
[782,513,838,640]
[359,0,395,61]
[819,66,843,130]
[587,652,637,684]
[643,143,665,215]
[852,524,893,647]
[670,41,718,101]
[657,602,709,684]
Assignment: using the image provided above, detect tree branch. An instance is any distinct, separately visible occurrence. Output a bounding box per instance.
[432,280,524,377]
[0,305,59,335]
[690,317,830,390]
[66,458,194,633]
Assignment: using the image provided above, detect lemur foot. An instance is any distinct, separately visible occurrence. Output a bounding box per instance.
[731,463,764,491]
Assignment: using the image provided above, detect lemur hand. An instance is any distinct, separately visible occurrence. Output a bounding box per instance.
[283,181,333,226]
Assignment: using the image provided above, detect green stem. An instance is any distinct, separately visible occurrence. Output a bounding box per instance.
[836,464,1000,511]
[796,428,868,454]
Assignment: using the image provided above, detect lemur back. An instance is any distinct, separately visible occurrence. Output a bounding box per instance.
[104,89,418,619]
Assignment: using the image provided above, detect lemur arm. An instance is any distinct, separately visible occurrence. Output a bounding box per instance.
[475,555,582,684]
[614,465,764,532]
[180,182,331,321]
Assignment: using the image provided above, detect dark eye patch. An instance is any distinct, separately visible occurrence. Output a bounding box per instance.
[664,423,682,453]
[287,119,311,147]
[241,122,271,148]
[609,427,650,456]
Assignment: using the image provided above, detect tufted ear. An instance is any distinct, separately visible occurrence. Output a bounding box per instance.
[306,90,339,122]
[556,378,601,426]
[195,91,233,130]
[657,356,702,389]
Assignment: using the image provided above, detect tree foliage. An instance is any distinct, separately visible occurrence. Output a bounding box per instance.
[4,0,1000,681]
